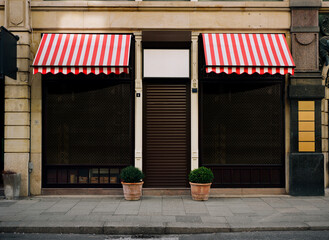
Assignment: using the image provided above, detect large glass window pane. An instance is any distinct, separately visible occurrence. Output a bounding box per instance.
[201,81,283,165]
[45,76,133,167]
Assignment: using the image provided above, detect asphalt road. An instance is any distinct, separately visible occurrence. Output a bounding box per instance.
[1,231,329,240]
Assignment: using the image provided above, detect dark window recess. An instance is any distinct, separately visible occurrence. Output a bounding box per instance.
[43,74,134,187]
[200,79,285,188]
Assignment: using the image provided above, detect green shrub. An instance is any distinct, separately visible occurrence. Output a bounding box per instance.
[120,166,144,183]
[189,167,214,183]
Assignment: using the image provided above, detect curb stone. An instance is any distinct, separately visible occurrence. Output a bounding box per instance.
[1,224,329,235]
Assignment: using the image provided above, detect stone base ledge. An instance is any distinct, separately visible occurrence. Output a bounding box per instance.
[41,188,286,196]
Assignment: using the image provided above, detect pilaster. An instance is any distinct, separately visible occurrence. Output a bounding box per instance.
[134,32,143,171]
[191,32,198,170]
[289,0,325,196]
[4,0,31,196]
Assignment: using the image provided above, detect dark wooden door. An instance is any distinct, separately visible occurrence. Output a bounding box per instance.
[143,80,190,188]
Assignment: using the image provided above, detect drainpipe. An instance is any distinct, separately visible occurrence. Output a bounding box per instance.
[28,82,33,196]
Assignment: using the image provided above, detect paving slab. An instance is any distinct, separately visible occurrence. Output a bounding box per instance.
[92,203,119,213]
[175,216,202,223]
[97,215,126,222]
[150,216,176,223]
[0,202,16,207]
[183,202,209,215]
[200,216,227,224]
[206,206,234,217]
[114,200,141,215]
[138,197,162,215]
[125,215,151,223]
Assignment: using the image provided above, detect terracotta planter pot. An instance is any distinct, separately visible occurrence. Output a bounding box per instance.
[190,182,212,201]
[121,181,143,200]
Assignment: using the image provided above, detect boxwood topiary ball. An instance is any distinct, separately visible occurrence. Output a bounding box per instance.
[189,167,214,184]
[120,166,144,183]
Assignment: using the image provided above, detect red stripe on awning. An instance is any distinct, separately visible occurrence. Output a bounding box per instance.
[202,33,295,75]
[32,34,132,75]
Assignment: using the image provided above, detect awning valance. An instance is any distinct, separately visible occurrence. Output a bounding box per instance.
[202,33,295,75]
[32,34,132,75]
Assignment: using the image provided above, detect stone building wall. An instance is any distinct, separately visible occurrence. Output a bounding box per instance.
[7,0,327,195]
[28,0,292,196]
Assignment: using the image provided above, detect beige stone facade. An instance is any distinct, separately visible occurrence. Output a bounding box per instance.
[1,0,328,196]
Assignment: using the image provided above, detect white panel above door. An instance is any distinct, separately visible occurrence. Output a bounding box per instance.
[143,49,190,78]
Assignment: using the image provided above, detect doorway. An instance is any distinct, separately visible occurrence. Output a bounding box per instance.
[143,80,190,188]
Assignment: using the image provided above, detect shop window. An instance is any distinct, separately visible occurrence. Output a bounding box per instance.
[43,75,133,187]
[298,101,315,152]
[200,79,285,187]
[201,81,283,165]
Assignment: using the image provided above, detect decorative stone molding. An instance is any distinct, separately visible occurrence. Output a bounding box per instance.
[290,0,321,8]
[9,0,24,27]
[292,33,319,71]
[5,0,30,31]
[295,33,316,46]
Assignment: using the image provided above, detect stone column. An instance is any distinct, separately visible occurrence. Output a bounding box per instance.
[134,32,143,171]
[4,0,31,196]
[191,32,199,170]
[321,90,328,188]
[289,0,325,196]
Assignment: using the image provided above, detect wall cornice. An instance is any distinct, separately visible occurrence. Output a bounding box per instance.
[30,1,290,12]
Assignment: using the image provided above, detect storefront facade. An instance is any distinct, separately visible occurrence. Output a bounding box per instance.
[1,0,328,196]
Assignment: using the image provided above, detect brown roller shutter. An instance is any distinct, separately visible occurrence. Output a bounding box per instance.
[143,80,190,188]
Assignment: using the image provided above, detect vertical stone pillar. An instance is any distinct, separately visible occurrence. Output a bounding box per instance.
[4,0,31,196]
[289,0,325,196]
[321,91,328,188]
[191,33,199,170]
[134,32,143,171]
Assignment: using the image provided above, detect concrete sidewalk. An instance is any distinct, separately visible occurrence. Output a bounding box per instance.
[0,194,329,235]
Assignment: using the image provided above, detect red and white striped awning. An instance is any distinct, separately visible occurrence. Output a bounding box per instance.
[32,34,132,75]
[202,33,295,75]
